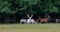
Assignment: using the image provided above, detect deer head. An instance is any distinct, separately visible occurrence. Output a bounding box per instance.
[27,14,33,19]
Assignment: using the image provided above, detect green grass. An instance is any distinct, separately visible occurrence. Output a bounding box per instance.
[0,23,60,32]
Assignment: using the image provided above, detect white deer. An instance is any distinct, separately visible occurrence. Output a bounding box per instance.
[20,19,26,24]
[27,14,36,24]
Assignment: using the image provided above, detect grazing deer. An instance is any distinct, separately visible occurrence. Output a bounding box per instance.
[56,19,60,23]
[27,14,36,24]
[20,19,26,24]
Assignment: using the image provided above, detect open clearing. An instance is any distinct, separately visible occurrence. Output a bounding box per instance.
[0,23,60,32]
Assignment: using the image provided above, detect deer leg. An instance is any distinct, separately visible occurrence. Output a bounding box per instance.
[46,21,47,23]
[40,20,42,23]
[20,21,21,24]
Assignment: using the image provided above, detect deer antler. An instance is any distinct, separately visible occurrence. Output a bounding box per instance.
[27,14,30,17]
[31,14,33,18]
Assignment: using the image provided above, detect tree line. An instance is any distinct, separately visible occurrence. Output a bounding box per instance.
[0,0,60,24]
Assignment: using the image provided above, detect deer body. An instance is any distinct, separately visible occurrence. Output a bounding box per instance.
[40,18,49,23]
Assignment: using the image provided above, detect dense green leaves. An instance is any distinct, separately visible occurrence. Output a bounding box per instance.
[0,0,60,15]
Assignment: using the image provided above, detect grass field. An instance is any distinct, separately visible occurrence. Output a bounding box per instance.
[0,23,60,32]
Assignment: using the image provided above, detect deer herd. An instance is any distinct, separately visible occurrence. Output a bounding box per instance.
[20,14,36,24]
[20,14,60,24]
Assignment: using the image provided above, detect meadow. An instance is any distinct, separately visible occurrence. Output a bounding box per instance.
[0,23,60,32]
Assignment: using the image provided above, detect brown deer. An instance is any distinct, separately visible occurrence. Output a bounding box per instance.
[38,14,50,23]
